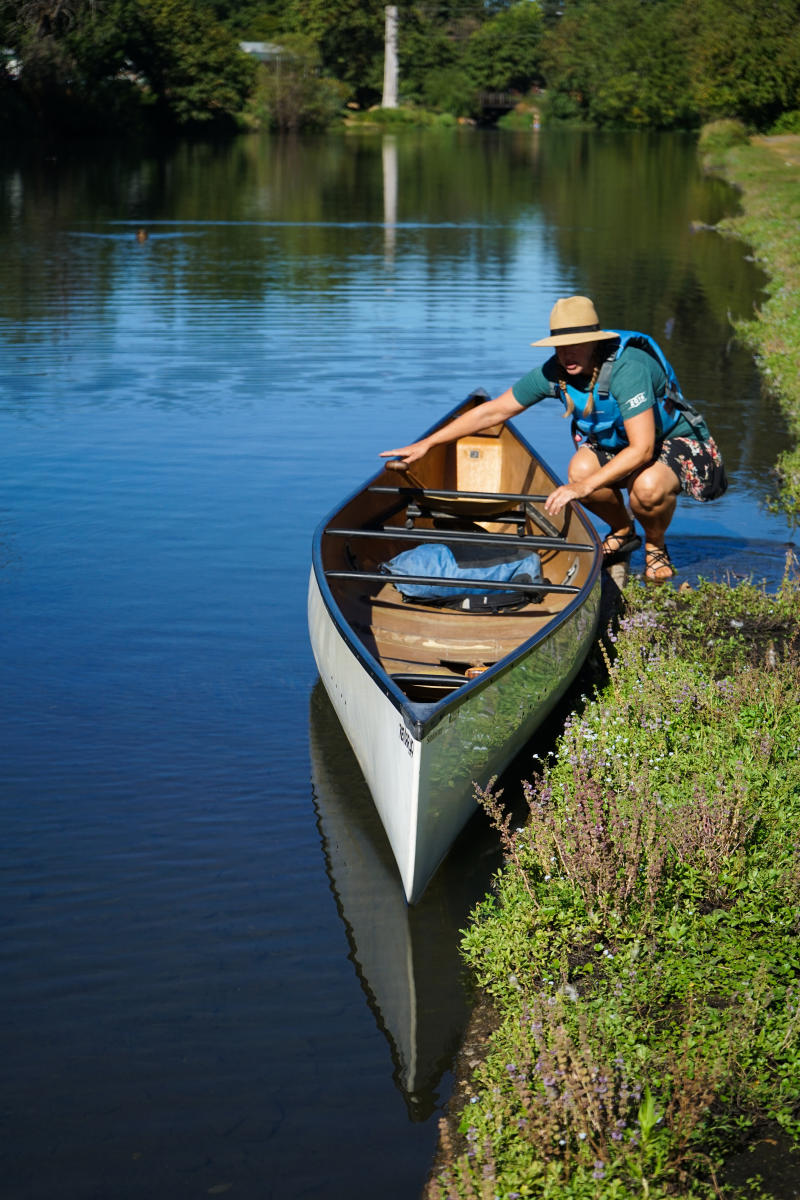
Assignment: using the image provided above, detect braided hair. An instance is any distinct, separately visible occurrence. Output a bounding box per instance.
[555,350,604,420]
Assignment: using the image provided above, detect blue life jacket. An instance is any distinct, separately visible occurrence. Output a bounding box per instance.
[552,331,705,452]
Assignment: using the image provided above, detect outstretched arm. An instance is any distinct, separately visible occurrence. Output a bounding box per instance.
[379,389,525,467]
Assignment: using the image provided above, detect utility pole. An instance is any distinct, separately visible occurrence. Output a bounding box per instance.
[382,5,398,108]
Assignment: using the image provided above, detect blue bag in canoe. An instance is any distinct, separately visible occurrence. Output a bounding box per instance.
[380,542,543,606]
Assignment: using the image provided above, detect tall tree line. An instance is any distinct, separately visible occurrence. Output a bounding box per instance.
[1,0,799,137]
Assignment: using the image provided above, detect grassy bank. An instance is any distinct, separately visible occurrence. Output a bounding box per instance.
[425,134,800,1200]
[701,125,800,523]
[428,581,800,1199]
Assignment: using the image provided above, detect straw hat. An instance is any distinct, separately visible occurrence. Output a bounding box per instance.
[532,296,618,347]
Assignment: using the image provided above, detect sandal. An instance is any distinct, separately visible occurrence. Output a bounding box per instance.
[644,543,675,582]
[602,527,642,566]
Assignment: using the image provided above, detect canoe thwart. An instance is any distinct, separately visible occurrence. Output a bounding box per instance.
[324,526,595,553]
[324,569,580,595]
[369,482,565,538]
[369,485,549,504]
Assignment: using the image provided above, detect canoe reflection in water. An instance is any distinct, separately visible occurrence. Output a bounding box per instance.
[309,681,503,1120]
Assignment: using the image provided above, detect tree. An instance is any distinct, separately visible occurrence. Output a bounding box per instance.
[398,3,471,112]
[684,0,800,128]
[541,0,694,129]
[2,0,136,133]
[122,0,256,127]
[286,0,385,106]
[464,1,543,93]
[1,0,257,134]
[193,0,287,36]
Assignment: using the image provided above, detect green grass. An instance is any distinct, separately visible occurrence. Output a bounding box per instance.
[343,105,458,129]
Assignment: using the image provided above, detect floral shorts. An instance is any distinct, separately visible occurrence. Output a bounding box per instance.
[657,435,727,501]
[592,436,727,502]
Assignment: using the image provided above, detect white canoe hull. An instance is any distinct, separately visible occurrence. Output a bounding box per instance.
[308,566,600,902]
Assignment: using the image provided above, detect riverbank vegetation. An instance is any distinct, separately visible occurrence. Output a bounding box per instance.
[427,574,800,1198]
[3,0,800,138]
[424,131,800,1200]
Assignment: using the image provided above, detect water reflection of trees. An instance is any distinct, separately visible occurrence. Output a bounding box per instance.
[0,131,785,479]
[527,131,778,476]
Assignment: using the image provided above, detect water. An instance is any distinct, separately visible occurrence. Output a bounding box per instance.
[0,130,793,1200]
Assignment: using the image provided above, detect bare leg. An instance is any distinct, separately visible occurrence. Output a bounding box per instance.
[628,461,680,579]
[567,446,634,542]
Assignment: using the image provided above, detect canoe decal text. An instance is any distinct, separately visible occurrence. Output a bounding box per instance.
[398,723,415,756]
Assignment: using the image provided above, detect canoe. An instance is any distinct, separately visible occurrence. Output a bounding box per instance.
[308,390,602,904]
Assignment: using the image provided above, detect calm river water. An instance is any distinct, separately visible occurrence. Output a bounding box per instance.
[0,130,792,1200]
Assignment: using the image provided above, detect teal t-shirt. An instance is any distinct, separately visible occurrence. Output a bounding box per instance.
[512,345,699,440]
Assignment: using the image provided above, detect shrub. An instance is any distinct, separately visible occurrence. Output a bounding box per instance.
[770,109,800,134]
[697,118,750,163]
[344,104,452,128]
[245,39,348,132]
